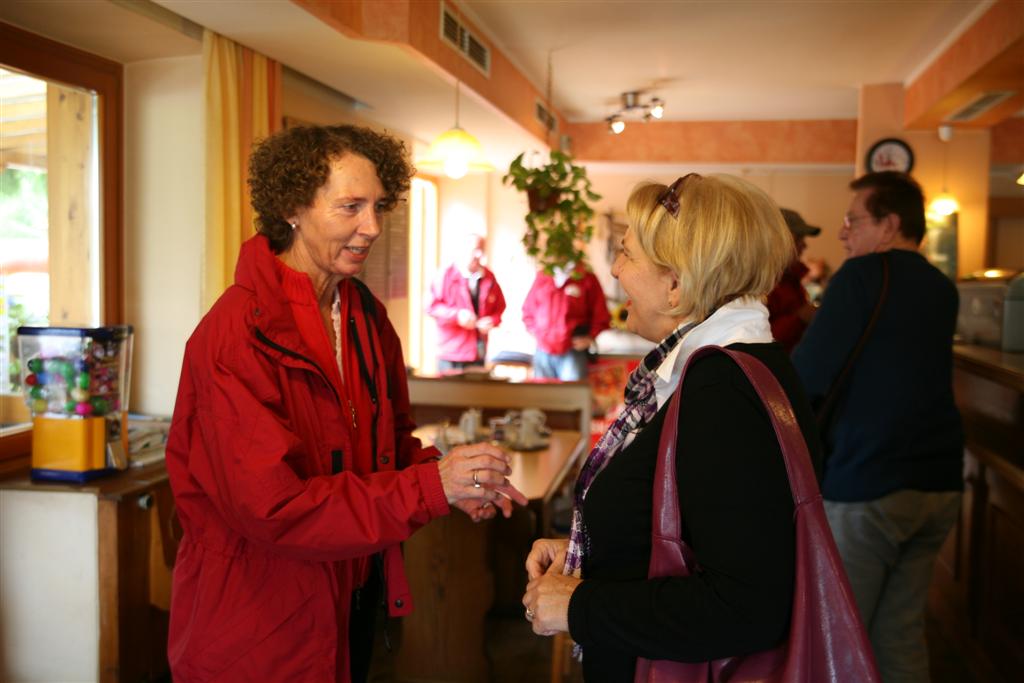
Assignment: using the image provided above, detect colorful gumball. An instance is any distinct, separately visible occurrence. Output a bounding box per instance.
[25,374,38,386]
[64,400,77,413]
[76,374,90,389]
[90,397,108,416]
[29,385,45,400]
[35,371,50,385]
[27,358,43,373]
[70,387,90,403]
[31,398,48,413]
[75,402,93,416]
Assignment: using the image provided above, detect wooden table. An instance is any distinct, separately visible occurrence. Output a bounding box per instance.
[396,429,585,683]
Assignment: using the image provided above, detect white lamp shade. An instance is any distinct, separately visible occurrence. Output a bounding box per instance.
[419,126,494,179]
[928,192,960,217]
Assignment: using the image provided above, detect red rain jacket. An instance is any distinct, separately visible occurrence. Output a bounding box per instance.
[166,236,448,682]
[427,264,506,362]
[522,268,611,354]
[767,259,811,353]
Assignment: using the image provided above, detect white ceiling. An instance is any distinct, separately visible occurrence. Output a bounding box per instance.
[461,0,993,122]
[1,0,201,63]
[1,0,1004,171]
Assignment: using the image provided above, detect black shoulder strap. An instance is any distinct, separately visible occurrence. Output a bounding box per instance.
[351,277,379,329]
[817,252,890,435]
[350,276,393,400]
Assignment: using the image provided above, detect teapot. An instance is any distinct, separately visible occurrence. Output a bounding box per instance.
[458,408,482,442]
[517,408,547,449]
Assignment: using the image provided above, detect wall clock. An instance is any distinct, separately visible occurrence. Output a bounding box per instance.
[866,138,914,173]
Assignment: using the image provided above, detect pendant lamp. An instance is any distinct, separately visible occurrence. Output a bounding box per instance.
[420,80,494,180]
[928,125,959,218]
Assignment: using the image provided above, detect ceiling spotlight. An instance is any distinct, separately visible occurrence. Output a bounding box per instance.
[648,98,665,120]
[607,90,666,131]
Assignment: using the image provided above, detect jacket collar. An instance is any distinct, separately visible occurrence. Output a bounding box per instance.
[234,235,317,363]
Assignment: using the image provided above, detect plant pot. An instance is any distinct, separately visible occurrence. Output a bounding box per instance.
[527,188,562,213]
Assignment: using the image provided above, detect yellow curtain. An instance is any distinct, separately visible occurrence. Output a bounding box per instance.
[203,30,282,311]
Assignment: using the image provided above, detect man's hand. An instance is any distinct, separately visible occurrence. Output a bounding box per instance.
[456,309,477,330]
[571,335,593,351]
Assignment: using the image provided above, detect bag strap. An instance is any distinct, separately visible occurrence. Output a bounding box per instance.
[651,346,819,563]
[815,252,889,433]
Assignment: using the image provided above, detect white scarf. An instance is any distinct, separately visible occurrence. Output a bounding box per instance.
[653,296,773,409]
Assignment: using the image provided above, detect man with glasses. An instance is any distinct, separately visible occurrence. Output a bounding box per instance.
[792,171,963,683]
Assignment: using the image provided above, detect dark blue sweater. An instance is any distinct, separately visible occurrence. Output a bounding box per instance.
[792,250,963,502]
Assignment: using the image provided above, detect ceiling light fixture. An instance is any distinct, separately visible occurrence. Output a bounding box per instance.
[605,90,666,134]
[928,125,960,218]
[419,79,494,179]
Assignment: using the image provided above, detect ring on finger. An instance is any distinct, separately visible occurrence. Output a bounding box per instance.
[472,470,481,488]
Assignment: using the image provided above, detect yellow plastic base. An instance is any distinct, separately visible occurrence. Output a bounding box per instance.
[32,416,108,473]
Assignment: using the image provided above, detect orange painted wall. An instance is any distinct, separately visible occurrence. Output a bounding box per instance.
[565,120,857,164]
[992,118,1024,164]
[293,0,558,146]
[859,84,991,276]
[904,0,1024,129]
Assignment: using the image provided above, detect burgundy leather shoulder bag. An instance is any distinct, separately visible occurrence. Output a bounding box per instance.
[633,346,880,683]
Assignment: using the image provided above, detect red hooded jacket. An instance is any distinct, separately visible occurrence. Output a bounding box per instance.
[165,236,448,682]
[522,267,611,355]
[427,264,506,362]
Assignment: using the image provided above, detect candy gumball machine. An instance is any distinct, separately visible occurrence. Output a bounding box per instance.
[16,325,133,482]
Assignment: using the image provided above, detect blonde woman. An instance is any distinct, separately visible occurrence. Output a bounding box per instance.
[522,174,823,681]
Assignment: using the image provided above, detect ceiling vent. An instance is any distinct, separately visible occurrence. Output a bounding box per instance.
[945,90,1016,122]
[535,100,558,133]
[440,4,490,77]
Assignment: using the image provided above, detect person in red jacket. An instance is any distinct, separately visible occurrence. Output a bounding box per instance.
[766,208,821,353]
[427,233,506,371]
[165,125,526,683]
[522,263,611,381]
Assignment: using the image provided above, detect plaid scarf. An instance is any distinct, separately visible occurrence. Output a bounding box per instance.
[563,321,697,577]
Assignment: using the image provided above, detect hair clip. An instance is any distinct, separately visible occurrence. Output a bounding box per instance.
[656,173,701,218]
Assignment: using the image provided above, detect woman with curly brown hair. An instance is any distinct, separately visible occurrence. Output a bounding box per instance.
[166,125,526,683]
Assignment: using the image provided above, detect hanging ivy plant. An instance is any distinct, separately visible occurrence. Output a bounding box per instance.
[502,150,602,275]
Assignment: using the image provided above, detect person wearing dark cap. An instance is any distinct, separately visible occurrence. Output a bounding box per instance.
[766,208,821,352]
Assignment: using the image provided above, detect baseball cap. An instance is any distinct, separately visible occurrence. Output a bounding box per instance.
[780,208,821,237]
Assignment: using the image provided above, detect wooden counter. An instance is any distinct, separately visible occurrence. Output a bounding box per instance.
[0,459,175,683]
[412,426,585,503]
[929,345,1024,683]
[398,428,586,683]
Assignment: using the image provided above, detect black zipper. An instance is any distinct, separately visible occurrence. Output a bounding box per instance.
[253,327,342,405]
[349,316,380,470]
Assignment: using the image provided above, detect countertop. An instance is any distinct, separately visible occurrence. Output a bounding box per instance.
[953,343,1024,392]
[0,458,167,500]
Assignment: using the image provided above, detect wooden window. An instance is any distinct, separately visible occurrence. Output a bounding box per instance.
[0,22,123,471]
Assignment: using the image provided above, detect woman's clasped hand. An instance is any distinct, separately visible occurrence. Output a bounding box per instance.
[522,538,579,636]
[438,442,528,521]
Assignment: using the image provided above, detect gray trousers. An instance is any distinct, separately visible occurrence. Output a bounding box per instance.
[825,490,961,683]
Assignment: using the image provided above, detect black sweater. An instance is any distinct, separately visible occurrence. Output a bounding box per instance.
[792,250,962,502]
[566,343,822,682]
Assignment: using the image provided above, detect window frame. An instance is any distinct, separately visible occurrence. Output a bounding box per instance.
[0,22,124,469]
